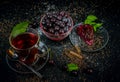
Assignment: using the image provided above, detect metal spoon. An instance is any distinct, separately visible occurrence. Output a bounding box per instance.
[7,49,43,79]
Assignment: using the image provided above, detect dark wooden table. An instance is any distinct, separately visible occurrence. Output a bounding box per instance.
[0,0,120,82]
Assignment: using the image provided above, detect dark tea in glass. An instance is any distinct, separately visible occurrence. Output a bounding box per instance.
[9,28,40,65]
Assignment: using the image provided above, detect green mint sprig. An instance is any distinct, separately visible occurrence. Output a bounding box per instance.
[11,21,30,37]
[84,15,103,32]
[67,63,79,72]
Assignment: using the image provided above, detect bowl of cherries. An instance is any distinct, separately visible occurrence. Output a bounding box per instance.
[40,11,73,41]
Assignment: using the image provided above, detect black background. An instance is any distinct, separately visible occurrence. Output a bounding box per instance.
[0,0,120,82]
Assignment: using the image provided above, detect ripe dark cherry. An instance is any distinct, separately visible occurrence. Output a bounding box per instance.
[70,70,78,76]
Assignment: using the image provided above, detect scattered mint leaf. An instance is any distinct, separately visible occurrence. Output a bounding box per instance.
[67,63,79,72]
[11,21,30,37]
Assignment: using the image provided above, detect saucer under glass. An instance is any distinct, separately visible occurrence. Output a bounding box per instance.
[6,41,49,74]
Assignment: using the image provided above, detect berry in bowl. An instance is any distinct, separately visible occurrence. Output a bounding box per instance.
[40,11,73,41]
[69,15,109,52]
[76,24,94,46]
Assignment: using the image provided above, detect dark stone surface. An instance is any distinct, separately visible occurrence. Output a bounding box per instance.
[0,0,120,82]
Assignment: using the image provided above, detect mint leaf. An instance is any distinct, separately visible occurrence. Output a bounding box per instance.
[67,63,79,72]
[84,15,103,32]
[11,21,30,37]
[93,23,103,31]
[86,15,97,21]
[84,15,97,24]
[85,20,96,25]
[84,20,92,24]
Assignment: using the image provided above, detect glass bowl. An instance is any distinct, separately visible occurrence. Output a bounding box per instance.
[69,23,109,52]
[40,11,73,41]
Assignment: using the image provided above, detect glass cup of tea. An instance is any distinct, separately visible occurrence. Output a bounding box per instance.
[9,28,40,65]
